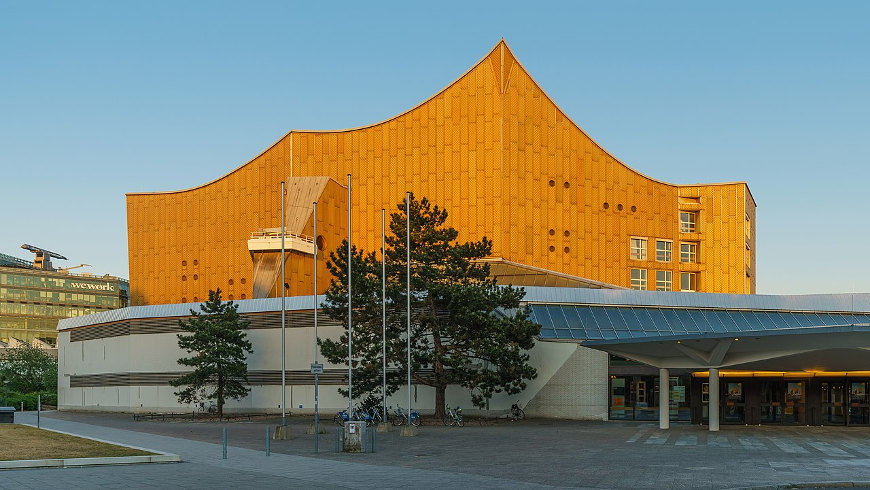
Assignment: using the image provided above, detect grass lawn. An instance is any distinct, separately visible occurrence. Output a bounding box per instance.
[0,425,155,461]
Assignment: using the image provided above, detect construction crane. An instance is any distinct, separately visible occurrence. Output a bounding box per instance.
[58,263,92,274]
[20,244,67,271]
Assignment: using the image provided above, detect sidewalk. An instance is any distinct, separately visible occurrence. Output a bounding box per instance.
[6,412,564,490]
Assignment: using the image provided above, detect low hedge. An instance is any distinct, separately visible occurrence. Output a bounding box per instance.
[3,391,57,410]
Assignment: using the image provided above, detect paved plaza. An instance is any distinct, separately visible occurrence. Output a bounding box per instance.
[6,411,870,489]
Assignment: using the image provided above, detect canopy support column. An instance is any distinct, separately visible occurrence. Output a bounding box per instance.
[709,368,719,432]
[659,368,670,429]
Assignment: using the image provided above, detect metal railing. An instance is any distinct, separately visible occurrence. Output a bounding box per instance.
[249,230,314,244]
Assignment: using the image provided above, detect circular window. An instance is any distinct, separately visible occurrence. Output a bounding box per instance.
[548,180,556,187]
[564,247,570,253]
[193,296,199,302]
[564,230,570,237]
[631,205,637,212]
[241,278,246,285]
[549,229,555,236]
[193,274,198,281]
[548,245,556,252]
[182,260,187,267]
[617,204,623,211]
[603,202,610,209]
[316,235,325,251]
[193,259,198,266]
[182,297,187,303]
[228,279,234,286]
[563,181,570,189]
[241,294,247,300]
[228,294,234,300]
[181,275,187,281]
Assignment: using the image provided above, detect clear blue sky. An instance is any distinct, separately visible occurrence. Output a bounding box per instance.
[1,1,867,294]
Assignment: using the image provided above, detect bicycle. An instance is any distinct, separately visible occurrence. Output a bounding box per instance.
[389,405,421,427]
[510,400,525,420]
[442,404,464,427]
[198,400,217,414]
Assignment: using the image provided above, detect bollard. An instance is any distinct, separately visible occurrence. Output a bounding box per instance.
[266,426,270,456]
[222,427,227,459]
[37,394,41,429]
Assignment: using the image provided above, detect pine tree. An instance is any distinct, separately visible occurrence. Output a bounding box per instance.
[318,241,405,409]
[386,194,539,420]
[319,195,539,420]
[170,289,253,419]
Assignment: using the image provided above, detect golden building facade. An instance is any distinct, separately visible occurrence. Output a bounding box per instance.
[126,41,756,306]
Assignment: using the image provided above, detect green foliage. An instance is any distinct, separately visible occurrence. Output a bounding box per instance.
[0,344,58,394]
[170,289,253,418]
[319,241,406,405]
[5,391,56,410]
[321,194,539,419]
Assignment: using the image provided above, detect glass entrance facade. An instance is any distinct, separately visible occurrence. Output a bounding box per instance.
[691,374,870,426]
[609,356,691,421]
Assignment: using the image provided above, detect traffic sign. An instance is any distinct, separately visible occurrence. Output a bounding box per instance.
[310,363,324,375]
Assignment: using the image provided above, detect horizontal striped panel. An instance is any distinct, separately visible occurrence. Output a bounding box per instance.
[70,368,435,388]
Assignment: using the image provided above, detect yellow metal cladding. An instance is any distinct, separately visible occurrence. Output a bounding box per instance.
[126,40,756,306]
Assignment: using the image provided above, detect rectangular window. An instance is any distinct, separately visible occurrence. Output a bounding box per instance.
[656,270,672,291]
[630,269,647,290]
[630,237,647,260]
[656,240,672,262]
[680,272,697,292]
[680,242,698,263]
[680,212,697,233]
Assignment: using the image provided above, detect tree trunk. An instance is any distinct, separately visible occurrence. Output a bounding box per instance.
[434,385,446,421]
[431,322,447,420]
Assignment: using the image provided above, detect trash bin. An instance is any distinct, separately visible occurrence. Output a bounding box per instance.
[0,407,15,424]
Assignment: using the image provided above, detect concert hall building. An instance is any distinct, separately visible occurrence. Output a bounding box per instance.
[57,41,870,429]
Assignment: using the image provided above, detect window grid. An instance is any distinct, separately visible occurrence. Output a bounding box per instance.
[656,240,672,262]
[630,237,647,260]
[630,268,647,290]
[680,272,697,292]
[655,270,672,291]
[680,211,697,233]
[680,242,698,263]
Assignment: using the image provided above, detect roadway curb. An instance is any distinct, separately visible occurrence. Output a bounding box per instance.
[730,482,870,489]
[0,424,181,470]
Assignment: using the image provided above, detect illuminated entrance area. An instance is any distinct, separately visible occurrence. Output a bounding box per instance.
[609,356,691,422]
[689,372,870,426]
[528,287,870,431]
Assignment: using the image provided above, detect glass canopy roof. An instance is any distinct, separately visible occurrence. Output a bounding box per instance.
[529,304,870,343]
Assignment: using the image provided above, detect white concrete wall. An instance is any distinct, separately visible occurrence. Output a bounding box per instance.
[524,344,610,420]
[58,325,607,418]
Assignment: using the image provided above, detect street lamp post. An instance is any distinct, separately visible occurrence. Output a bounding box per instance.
[3,380,7,407]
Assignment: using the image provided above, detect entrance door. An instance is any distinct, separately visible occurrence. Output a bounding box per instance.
[760,381,783,424]
[783,381,806,425]
[822,382,846,425]
[849,381,869,425]
[723,381,745,424]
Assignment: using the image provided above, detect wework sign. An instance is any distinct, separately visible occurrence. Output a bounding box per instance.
[69,281,115,292]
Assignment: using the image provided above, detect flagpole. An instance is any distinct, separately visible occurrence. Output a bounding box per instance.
[406,192,411,416]
[313,200,319,452]
[280,181,286,427]
[381,208,387,417]
[347,174,353,415]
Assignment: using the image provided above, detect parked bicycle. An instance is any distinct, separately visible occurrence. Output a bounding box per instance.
[389,405,421,427]
[334,405,380,427]
[198,400,217,414]
[510,400,525,420]
[442,404,464,427]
